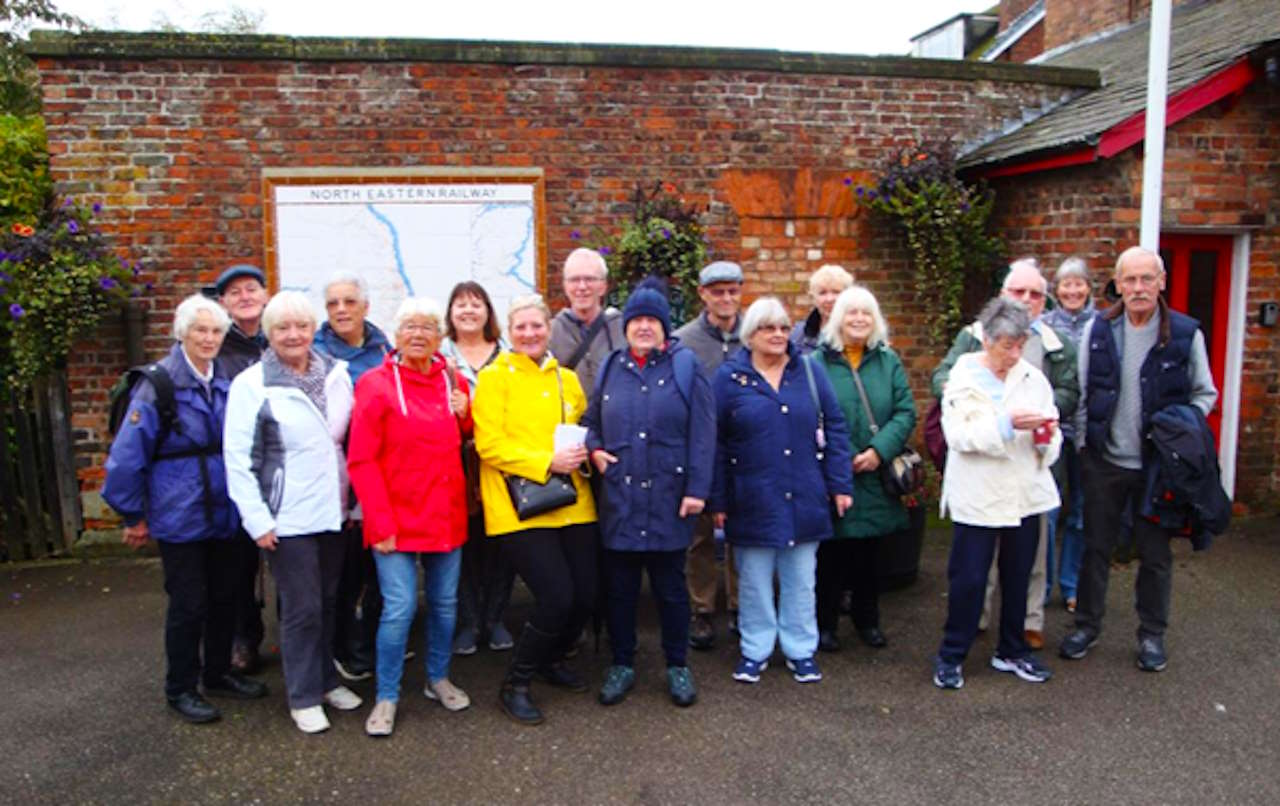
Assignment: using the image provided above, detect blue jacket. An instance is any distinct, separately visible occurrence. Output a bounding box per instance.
[1140,404,1231,548]
[710,346,854,548]
[314,320,391,385]
[582,341,716,552]
[102,343,238,542]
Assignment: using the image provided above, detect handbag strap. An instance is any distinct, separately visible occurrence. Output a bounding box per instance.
[800,353,824,435]
[554,367,566,424]
[563,315,607,371]
[847,361,880,435]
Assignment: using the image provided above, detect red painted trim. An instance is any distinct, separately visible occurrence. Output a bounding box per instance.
[971,57,1261,178]
[977,146,1097,178]
[1099,58,1260,158]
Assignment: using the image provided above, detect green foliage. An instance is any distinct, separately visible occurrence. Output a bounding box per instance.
[598,181,708,328]
[0,113,51,227]
[2,0,81,114]
[0,199,138,388]
[856,140,1004,347]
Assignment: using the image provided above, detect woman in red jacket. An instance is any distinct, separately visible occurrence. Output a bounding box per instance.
[347,297,472,737]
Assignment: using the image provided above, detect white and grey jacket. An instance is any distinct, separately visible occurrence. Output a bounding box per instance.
[223,351,353,540]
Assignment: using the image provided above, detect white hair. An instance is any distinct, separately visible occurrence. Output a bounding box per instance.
[820,285,889,350]
[1004,257,1048,292]
[391,297,446,348]
[507,293,553,328]
[807,264,854,295]
[173,294,230,340]
[1115,245,1165,278]
[564,247,609,279]
[261,290,318,335]
[323,271,368,303]
[740,296,791,343]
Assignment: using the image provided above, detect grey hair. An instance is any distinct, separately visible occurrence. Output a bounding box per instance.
[261,290,319,335]
[821,285,889,350]
[507,293,553,328]
[390,297,445,348]
[807,264,854,295]
[740,296,791,343]
[173,293,230,340]
[978,296,1032,343]
[1053,257,1092,292]
[323,271,368,303]
[1114,245,1165,277]
[564,247,609,279]
[1004,257,1048,292]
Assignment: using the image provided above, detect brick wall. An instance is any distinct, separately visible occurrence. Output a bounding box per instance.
[996,20,1046,63]
[988,80,1280,506]
[1042,0,1206,54]
[1000,0,1044,31]
[32,38,1089,516]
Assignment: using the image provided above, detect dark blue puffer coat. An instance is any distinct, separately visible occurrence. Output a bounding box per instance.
[583,341,716,552]
[710,345,853,548]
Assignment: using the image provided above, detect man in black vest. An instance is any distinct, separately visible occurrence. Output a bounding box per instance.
[1060,247,1217,672]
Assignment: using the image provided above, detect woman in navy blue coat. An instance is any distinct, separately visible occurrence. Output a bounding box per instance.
[583,280,716,708]
[102,294,268,724]
[710,297,854,685]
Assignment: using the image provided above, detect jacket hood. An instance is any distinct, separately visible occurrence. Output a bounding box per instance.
[164,342,227,388]
[316,320,390,359]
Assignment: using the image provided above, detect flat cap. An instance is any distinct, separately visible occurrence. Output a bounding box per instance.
[214,264,266,295]
[698,261,743,286]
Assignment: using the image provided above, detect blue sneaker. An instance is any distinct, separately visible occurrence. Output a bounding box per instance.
[732,656,768,683]
[785,656,822,683]
[932,657,964,690]
[991,654,1053,683]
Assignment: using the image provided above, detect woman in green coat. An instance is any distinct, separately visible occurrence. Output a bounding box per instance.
[812,285,917,652]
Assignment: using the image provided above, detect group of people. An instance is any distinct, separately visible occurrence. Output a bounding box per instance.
[102,240,1216,736]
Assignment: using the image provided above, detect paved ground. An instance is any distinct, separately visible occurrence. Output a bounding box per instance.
[2,517,1278,805]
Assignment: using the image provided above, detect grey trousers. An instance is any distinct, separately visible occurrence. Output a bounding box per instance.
[268,531,344,709]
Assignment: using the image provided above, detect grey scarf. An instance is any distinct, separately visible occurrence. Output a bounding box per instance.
[262,348,330,413]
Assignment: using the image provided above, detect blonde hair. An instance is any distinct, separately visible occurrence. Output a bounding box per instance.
[807,264,854,295]
[261,290,318,334]
[507,294,552,328]
[820,285,889,350]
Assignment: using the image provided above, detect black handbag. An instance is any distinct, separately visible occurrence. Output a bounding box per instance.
[848,361,925,498]
[504,368,579,520]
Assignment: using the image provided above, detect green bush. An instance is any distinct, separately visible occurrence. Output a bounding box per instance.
[0,114,52,229]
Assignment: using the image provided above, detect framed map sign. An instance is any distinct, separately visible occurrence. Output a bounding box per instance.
[262,167,546,331]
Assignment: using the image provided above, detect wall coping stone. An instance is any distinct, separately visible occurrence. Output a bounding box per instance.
[25,30,1100,88]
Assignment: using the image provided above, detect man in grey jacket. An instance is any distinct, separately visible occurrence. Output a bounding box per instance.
[1061,246,1217,673]
[673,261,744,648]
[549,248,623,395]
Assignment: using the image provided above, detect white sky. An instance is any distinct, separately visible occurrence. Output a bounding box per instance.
[54,0,995,57]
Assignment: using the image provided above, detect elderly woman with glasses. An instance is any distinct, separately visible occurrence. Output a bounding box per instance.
[347,298,474,737]
[932,297,1061,691]
[710,297,853,686]
[103,294,269,724]
[224,291,359,734]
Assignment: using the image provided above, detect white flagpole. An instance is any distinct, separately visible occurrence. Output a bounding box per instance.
[1140,0,1174,250]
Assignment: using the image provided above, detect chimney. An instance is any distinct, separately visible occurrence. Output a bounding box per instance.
[1042,0,1201,53]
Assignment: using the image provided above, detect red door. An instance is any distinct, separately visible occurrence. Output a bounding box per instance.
[1159,234,1231,441]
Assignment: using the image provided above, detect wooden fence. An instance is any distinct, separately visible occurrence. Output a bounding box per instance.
[0,370,81,562]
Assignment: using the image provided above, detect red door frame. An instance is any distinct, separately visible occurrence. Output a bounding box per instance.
[1160,233,1232,437]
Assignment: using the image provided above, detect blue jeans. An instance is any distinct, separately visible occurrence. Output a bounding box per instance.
[733,541,819,663]
[1056,443,1085,600]
[372,548,461,703]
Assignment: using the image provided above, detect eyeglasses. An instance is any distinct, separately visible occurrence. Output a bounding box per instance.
[400,322,439,334]
[565,275,604,286]
[755,324,789,334]
[1005,287,1046,301]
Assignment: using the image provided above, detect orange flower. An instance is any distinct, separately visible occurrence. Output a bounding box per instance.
[12,223,35,237]
[916,153,929,161]
[662,182,677,194]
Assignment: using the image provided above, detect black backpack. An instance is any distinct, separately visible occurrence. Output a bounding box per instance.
[108,364,180,438]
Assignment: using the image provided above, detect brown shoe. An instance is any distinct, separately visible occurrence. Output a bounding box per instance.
[1025,629,1044,650]
[1065,597,1077,614]
[689,614,715,650]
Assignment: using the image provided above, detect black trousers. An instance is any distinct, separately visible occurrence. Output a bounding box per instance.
[457,513,516,636]
[333,522,380,666]
[1077,450,1173,639]
[267,531,344,709]
[498,523,597,659]
[157,538,238,699]
[603,548,690,668]
[937,517,1039,665]
[230,529,263,650]
[815,537,881,634]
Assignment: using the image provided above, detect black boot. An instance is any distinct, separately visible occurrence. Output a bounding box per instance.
[539,626,589,691]
[500,623,554,726]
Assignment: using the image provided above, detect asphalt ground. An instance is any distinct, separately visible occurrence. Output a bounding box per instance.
[2,517,1278,805]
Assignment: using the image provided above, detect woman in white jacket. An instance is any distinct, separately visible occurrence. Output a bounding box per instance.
[224,291,359,734]
[932,297,1061,691]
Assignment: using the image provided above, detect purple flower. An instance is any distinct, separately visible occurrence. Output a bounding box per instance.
[661,228,671,240]
[842,177,852,186]
[961,202,971,212]
[131,265,140,278]
[599,247,612,255]
[145,282,154,292]
[570,230,581,240]
[92,203,102,214]
[67,220,79,234]
[99,277,118,290]
[9,303,24,319]
[867,191,878,200]
[62,197,73,207]
[855,187,864,197]
[0,271,11,283]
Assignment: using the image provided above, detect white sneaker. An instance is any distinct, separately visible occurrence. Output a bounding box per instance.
[290,705,330,734]
[323,685,363,711]
[364,700,396,737]
[424,678,471,712]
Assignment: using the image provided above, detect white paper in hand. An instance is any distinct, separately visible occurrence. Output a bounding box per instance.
[554,424,588,451]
